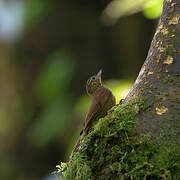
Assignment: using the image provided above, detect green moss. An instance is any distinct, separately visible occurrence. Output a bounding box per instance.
[57,97,180,180]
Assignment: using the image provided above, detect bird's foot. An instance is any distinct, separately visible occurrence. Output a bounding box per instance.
[119,99,125,105]
[108,99,125,114]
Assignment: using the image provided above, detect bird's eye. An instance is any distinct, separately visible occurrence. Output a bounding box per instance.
[92,76,96,80]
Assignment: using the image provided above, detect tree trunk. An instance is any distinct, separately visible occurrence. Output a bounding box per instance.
[61,0,180,179]
[125,0,180,144]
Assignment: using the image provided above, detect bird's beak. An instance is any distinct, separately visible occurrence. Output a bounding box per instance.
[96,69,102,80]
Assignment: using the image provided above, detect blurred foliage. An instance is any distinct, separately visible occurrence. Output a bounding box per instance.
[102,0,163,25]
[0,61,24,135]
[35,51,75,104]
[30,97,72,147]
[25,0,52,28]
[30,50,75,147]
[143,0,163,19]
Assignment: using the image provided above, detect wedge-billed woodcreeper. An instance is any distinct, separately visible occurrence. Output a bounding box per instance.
[70,70,116,159]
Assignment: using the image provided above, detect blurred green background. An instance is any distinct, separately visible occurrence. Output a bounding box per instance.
[0,0,162,179]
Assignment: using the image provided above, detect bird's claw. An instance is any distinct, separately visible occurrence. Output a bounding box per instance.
[108,99,125,114]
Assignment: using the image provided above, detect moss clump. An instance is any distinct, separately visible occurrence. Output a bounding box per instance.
[58,98,180,180]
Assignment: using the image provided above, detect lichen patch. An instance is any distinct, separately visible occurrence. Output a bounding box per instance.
[159,47,166,53]
[163,55,173,65]
[155,23,163,37]
[157,55,161,63]
[171,3,176,7]
[168,15,180,25]
[157,74,161,79]
[159,24,163,29]
[57,98,180,179]
[161,27,168,35]
[147,71,153,75]
[156,105,168,115]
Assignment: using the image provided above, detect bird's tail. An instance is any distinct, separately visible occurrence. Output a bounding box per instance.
[73,137,81,153]
[69,136,82,162]
[69,128,88,162]
[72,129,86,154]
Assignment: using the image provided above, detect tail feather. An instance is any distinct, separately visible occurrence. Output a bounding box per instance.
[69,129,87,162]
[72,137,81,153]
[69,136,82,162]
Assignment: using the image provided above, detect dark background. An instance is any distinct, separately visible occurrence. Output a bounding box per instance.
[0,0,161,179]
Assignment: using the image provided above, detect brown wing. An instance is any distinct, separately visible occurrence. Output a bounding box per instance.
[84,98,101,132]
[84,87,115,133]
[98,88,112,106]
[70,101,100,157]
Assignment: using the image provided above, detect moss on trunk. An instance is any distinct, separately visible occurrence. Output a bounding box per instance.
[58,98,179,179]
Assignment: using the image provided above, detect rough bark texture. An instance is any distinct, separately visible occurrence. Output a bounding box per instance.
[59,1,180,179]
[125,0,180,144]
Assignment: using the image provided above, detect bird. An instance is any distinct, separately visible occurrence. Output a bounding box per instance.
[70,70,116,160]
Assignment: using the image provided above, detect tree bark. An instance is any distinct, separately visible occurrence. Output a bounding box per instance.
[61,0,180,179]
[125,0,180,144]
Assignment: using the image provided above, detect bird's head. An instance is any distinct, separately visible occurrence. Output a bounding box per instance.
[86,70,102,95]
